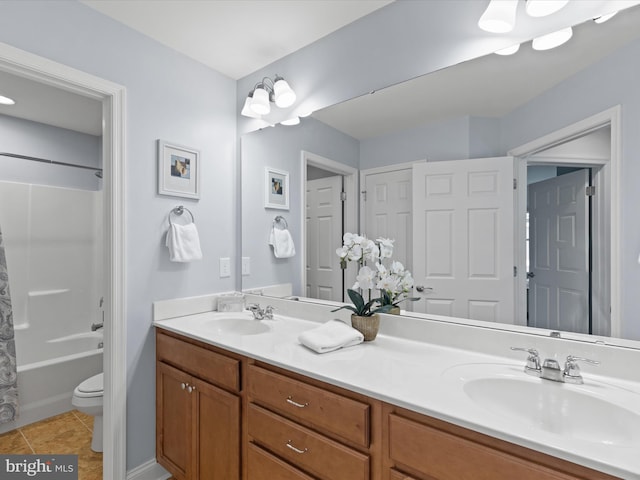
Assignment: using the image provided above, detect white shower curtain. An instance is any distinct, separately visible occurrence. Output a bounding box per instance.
[0,223,18,424]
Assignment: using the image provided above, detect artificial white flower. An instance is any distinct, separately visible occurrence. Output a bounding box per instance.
[347,244,363,262]
[390,260,405,275]
[336,246,349,259]
[377,237,394,259]
[354,266,376,291]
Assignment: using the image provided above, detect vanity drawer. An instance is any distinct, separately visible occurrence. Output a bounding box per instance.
[247,443,314,480]
[248,364,370,447]
[388,414,576,480]
[248,404,369,480]
[389,469,419,480]
[156,331,239,392]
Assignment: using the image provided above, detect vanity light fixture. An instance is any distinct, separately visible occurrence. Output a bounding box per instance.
[495,43,521,55]
[242,75,296,117]
[0,95,15,105]
[532,26,573,50]
[525,0,569,18]
[594,11,617,24]
[478,0,518,33]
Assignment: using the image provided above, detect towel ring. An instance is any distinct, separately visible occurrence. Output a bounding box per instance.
[273,215,288,229]
[170,205,195,225]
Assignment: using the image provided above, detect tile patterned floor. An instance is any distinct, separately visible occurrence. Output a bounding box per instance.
[0,410,102,480]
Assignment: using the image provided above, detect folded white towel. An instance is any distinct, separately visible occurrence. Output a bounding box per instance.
[165,222,203,262]
[269,227,296,258]
[298,320,364,354]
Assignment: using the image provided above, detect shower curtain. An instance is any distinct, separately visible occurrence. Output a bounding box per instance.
[0,223,18,424]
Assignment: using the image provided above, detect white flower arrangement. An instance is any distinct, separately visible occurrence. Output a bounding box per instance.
[335,233,418,310]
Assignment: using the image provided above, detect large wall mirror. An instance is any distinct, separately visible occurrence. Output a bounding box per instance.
[241,4,640,344]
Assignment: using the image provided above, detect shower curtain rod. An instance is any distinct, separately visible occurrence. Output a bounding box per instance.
[0,152,103,175]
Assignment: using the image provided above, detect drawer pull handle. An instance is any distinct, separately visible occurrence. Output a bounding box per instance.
[286,396,309,408]
[286,441,308,454]
[181,383,187,390]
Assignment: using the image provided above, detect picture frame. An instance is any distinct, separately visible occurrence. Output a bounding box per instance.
[264,167,289,210]
[157,139,201,199]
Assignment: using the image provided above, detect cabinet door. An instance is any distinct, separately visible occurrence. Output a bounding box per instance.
[194,377,241,479]
[157,362,193,480]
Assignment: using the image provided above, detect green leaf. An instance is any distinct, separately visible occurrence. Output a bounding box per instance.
[347,289,365,313]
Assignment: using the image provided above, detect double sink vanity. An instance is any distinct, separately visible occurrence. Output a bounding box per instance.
[153,294,640,479]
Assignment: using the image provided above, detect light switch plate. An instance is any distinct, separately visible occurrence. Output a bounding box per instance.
[242,257,250,276]
[219,257,231,278]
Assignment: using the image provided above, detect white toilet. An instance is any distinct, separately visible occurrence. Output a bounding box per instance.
[72,372,103,452]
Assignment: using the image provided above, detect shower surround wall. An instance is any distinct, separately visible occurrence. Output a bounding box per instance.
[0,114,103,431]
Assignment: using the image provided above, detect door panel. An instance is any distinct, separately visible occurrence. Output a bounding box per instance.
[306,176,343,301]
[528,169,589,333]
[412,157,515,323]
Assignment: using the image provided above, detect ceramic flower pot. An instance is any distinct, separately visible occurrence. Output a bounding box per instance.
[350,313,380,341]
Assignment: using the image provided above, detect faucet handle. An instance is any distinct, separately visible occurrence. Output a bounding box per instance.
[564,355,600,378]
[264,305,276,318]
[510,347,541,372]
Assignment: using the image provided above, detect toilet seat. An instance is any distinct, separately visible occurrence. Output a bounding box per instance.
[74,372,103,398]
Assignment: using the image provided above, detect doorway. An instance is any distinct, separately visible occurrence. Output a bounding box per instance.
[0,43,127,478]
[301,151,358,302]
[511,108,617,337]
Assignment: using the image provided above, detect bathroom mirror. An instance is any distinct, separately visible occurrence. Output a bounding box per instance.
[241,5,640,344]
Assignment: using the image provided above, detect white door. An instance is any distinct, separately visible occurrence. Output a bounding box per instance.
[306,176,343,301]
[528,169,590,333]
[412,157,515,323]
[362,168,413,268]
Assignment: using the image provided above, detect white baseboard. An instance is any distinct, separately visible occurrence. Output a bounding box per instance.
[127,459,171,480]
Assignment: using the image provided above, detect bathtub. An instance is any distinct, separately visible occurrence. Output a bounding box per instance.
[0,331,103,434]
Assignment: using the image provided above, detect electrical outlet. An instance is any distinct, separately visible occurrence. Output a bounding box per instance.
[219,257,231,278]
[242,257,251,276]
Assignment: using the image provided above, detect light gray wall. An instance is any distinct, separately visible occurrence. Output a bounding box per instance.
[0,114,101,190]
[241,117,358,294]
[0,1,236,471]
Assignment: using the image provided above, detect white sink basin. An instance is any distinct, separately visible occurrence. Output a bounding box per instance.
[444,363,640,447]
[201,316,270,336]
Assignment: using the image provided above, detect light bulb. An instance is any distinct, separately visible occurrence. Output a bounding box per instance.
[0,95,15,105]
[281,116,300,126]
[250,86,270,116]
[532,27,573,51]
[594,11,617,24]
[495,44,520,56]
[525,0,569,18]
[478,0,518,33]
[274,77,296,108]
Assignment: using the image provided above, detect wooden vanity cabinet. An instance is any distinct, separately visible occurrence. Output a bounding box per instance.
[155,329,621,480]
[156,331,241,480]
[382,404,619,480]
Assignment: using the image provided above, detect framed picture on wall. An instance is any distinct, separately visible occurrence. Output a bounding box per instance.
[157,139,201,199]
[264,167,289,210]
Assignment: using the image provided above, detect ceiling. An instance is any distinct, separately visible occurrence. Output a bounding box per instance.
[80,0,393,80]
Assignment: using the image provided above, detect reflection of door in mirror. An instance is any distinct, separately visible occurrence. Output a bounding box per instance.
[361,164,414,310]
[528,168,590,334]
[412,157,516,324]
[524,125,611,336]
[306,168,343,301]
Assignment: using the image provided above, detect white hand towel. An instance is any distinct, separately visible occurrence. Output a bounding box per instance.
[269,227,296,258]
[165,222,203,262]
[298,319,364,354]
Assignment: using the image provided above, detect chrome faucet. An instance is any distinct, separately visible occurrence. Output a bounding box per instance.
[511,347,600,384]
[246,303,275,320]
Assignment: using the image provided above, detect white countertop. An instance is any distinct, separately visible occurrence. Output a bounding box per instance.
[154,309,640,479]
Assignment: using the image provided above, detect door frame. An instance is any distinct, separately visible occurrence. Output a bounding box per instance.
[509,106,619,336]
[0,42,127,478]
[301,151,358,300]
